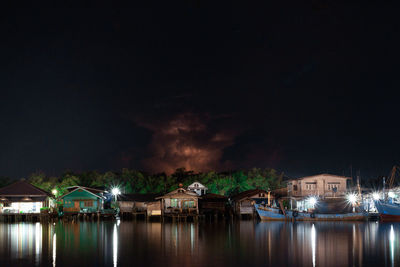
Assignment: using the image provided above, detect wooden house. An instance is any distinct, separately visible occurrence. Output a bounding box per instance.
[230,189,269,218]
[60,186,105,213]
[0,180,53,214]
[117,194,162,217]
[156,187,200,215]
[187,181,208,196]
[199,193,227,216]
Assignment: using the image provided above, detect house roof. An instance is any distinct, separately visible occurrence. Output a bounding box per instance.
[230,189,267,201]
[66,186,104,195]
[117,193,161,202]
[60,186,104,199]
[289,174,351,181]
[187,181,208,190]
[156,188,199,199]
[0,180,51,197]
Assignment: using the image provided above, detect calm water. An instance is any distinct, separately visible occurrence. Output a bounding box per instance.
[0,220,398,267]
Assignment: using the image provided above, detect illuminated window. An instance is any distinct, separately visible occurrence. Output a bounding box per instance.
[183,201,195,208]
[171,199,178,207]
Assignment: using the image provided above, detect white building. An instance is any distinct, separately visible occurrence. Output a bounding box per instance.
[187,181,208,196]
[287,174,350,198]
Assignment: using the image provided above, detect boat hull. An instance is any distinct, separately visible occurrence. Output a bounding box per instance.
[380,214,400,221]
[374,200,400,221]
[255,204,366,221]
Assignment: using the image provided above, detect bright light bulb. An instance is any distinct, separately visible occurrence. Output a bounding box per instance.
[308,197,317,206]
[347,193,357,205]
[111,188,121,196]
[372,192,380,200]
[388,192,396,198]
[51,189,57,195]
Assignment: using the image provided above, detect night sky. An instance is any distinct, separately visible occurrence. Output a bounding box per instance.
[0,5,399,180]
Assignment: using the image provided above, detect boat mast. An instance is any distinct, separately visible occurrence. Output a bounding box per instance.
[383,177,386,200]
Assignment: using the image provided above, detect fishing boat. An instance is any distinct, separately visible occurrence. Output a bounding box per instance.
[254,203,367,221]
[372,166,400,221]
[374,200,400,221]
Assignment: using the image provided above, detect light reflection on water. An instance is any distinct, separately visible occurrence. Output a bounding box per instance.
[311,223,316,267]
[0,221,398,266]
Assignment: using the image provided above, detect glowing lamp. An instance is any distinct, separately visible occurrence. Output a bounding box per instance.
[346,193,357,205]
[388,192,396,198]
[111,188,121,196]
[308,197,317,206]
[52,189,58,196]
[372,192,380,200]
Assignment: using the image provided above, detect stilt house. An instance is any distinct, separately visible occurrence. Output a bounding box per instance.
[117,193,162,217]
[0,180,53,214]
[157,186,200,215]
[230,189,270,218]
[60,186,105,213]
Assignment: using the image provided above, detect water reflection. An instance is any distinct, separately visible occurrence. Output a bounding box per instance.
[113,224,118,267]
[0,221,399,266]
[52,232,56,267]
[311,224,316,267]
[390,225,395,267]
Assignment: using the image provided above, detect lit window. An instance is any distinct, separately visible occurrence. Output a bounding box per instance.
[171,199,178,207]
[183,201,195,208]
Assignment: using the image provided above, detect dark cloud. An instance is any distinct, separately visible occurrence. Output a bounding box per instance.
[136,112,238,174]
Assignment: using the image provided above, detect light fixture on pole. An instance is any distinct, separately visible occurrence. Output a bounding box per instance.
[111,187,121,202]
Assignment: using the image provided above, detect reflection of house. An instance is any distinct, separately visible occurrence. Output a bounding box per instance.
[0,180,53,214]
[199,193,227,215]
[157,187,200,215]
[230,189,269,218]
[287,174,350,198]
[117,194,162,217]
[60,186,105,213]
[187,181,208,196]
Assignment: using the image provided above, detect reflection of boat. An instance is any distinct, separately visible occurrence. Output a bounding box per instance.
[374,200,400,221]
[254,204,367,221]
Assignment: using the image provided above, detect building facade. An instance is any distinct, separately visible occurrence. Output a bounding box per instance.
[287,174,350,199]
[117,193,162,217]
[61,186,105,213]
[157,187,200,215]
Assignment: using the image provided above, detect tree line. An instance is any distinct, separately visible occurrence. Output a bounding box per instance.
[0,168,285,197]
